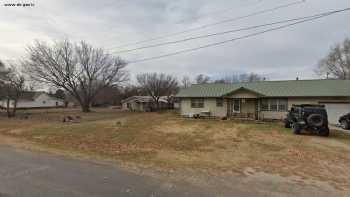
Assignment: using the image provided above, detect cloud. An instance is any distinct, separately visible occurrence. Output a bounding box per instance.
[0,0,350,81]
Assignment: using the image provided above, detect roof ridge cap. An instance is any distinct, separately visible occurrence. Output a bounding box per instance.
[194,79,350,84]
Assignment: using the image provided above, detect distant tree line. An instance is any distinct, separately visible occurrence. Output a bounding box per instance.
[180,72,266,86]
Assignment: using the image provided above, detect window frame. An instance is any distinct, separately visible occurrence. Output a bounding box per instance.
[278,99,288,112]
[233,99,241,113]
[269,99,278,111]
[260,98,288,112]
[191,98,204,108]
[216,98,224,107]
[261,99,269,111]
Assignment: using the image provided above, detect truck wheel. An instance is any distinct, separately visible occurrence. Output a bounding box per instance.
[307,114,324,127]
[341,120,350,130]
[292,123,301,135]
[284,120,291,128]
[319,127,330,137]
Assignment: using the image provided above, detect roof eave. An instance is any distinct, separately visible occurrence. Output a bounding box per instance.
[222,87,265,97]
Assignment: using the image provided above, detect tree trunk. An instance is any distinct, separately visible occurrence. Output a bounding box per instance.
[81,102,91,112]
[6,98,11,118]
[11,99,17,117]
[156,100,160,111]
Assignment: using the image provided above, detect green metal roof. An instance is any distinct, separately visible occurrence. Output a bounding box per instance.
[176,80,350,98]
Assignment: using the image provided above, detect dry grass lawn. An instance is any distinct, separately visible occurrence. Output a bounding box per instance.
[1,108,350,190]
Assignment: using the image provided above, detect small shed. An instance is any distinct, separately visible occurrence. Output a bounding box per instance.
[121,96,169,112]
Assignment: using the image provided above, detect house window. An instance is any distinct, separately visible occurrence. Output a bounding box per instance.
[43,101,46,104]
[127,103,131,109]
[260,99,288,112]
[261,99,269,111]
[191,99,204,108]
[216,98,223,107]
[270,99,278,111]
[233,99,240,113]
[278,99,288,111]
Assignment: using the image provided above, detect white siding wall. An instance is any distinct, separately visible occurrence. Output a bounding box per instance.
[259,97,350,120]
[122,102,128,110]
[0,94,64,109]
[127,102,141,111]
[259,111,287,120]
[0,100,7,108]
[180,98,227,117]
[122,101,168,112]
[179,97,350,121]
[259,98,327,120]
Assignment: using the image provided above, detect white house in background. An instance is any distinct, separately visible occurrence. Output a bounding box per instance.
[0,91,64,109]
[121,96,169,112]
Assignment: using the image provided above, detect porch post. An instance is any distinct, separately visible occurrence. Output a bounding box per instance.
[255,98,260,120]
[227,98,231,117]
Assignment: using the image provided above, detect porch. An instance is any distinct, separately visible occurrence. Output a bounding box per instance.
[226,98,258,120]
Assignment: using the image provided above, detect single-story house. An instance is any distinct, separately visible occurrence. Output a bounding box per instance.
[0,91,65,109]
[176,79,350,124]
[121,96,169,112]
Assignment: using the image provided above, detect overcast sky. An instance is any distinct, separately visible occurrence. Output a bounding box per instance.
[1,0,350,81]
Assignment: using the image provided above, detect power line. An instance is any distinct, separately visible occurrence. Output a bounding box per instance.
[106,0,305,50]
[174,0,263,24]
[99,1,262,47]
[112,10,336,54]
[175,7,239,24]
[127,8,350,64]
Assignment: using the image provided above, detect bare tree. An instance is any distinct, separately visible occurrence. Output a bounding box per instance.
[222,74,240,84]
[93,86,122,106]
[136,73,178,109]
[0,60,9,82]
[214,79,226,84]
[239,72,264,82]
[24,40,128,112]
[54,89,65,100]
[195,74,210,84]
[0,60,4,69]
[215,72,265,84]
[316,38,350,79]
[120,85,142,99]
[181,76,191,88]
[1,64,26,117]
[164,76,179,108]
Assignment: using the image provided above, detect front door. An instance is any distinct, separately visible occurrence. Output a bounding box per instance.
[232,99,241,113]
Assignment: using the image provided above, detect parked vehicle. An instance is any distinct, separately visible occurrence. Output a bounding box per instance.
[339,113,350,130]
[284,104,330,136]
